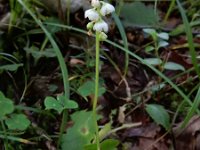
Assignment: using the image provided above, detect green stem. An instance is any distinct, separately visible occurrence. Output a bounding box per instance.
[1,121,8,150]
[93,31,100,150]
[164,0,175,23]
[66,0,70,25]
[57,109,68,148]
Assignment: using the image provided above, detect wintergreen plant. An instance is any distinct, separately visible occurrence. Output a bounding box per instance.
[143,29,185,72]
[85,0,115,149]
[143,28,169,54]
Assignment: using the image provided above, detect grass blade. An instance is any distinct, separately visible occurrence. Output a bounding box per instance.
[176,0,200,79]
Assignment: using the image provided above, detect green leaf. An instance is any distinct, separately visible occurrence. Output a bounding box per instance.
[0,92,14,119]
[5,114,30,130]
[84,139,119,150]
[44,95,78,114]
[44,96,64,114]
[84,144,97,150]
[158,41,169,48]
[24,46,56,60]
[78,80,106,98]
[143,58,162,65]
[57,95,78,109]
[99,122,111,140]
[143,28,157,41]
[151,83,166,92]
[157,32,169,40]
[121,2,159,27]
[100,139,119,150]
[145,104,170,130]
[0,64,23,72]
[64,100,78,109]
[42,48,56,58]
[61,111,96,150]
[164,62,185,71]
[145,45,155,52]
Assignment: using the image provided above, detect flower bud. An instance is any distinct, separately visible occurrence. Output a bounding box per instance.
[86,22,94,30]
[99,31,108,41]
[100,3,115,16]
[93,20,108,33]
[85,9,100,21]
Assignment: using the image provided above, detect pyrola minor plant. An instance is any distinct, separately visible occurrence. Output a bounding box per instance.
[84,0,115,149]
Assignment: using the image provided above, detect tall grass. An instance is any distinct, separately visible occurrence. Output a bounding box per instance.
[17,0,70,147]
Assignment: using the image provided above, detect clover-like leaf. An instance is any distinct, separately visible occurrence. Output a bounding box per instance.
[100,139,119,150]
[5,114,30,130]
[57,95,78,109]
[78,80,106,98]
[44,96,64,114]
[0,92,14,119]
[84,139,119,150]
[44,95,78,114]
[64,100,78,109]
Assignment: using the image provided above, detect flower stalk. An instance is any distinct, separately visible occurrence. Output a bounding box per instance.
[84,0,115,149]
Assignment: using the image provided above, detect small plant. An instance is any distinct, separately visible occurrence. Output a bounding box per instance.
[143,28,169,55]
[0,91,30,131]
[84,0,115,149]
[143,28,185,72]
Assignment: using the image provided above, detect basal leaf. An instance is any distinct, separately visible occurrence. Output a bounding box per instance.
[143,58,162,65]
[0,64,23,72]
[5,114,30,130]
[78,80,106,98]
[100,139,119,150]
[84,139,119,150]
[61,111,96,150]
[164,62,185,71]
[121,2,159,27]
[145,104,170,130]
[158,41,169,48]
[0,92,14,119]
[157,32,169,40]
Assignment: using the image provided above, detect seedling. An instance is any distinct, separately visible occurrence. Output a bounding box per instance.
[143,28,185,72]
[143,28,169,54]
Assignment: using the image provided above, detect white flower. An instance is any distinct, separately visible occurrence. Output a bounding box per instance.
[93,20,108,33]
[100,3,115,16]
[91,0,100,8]
[85,9,100,21]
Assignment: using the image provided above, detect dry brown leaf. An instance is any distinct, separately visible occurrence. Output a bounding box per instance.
[173,115,200,150]
[69,58,85,66]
